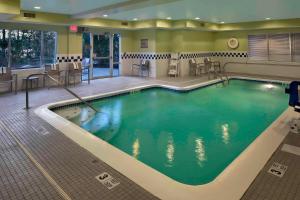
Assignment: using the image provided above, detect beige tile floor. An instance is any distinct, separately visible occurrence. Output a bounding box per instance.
[0,75,299,200]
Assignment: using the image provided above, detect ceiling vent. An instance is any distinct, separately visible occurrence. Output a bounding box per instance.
[121,22,129,26]
[23,13,36,18]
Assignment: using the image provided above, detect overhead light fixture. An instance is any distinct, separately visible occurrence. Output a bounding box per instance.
[166,17,172,20]
[34,6,41,10]
[195,17,201,20]
[133,18,138,21]
[103,14,108,17]
[265,17,271,20]
[220,21,225,24]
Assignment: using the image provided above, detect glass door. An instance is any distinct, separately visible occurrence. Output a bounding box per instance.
[82,32,120,79]
[93,33,111,78]
[112,33,120,76]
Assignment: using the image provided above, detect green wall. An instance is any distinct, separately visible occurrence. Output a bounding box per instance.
[2,21,300,56]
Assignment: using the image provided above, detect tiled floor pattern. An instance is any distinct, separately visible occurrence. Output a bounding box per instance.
[0,75,299,200]
[241,131,300,200]
[0,119,64,200]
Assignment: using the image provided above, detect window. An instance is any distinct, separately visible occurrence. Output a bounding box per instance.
[248,33,300,62]
[268,34,290,62]
[292,33,300,62]
[0,28,57,69]
[0,29,9,67]
[43,31,57,65]
[10,30,42,69]
[248,35,268,60]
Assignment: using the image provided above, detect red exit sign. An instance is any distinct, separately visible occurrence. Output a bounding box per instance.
[69,25,78,32]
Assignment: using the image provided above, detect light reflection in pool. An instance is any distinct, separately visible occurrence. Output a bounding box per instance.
[222,124,230,144]
[195,138,206,166]
[132,138,140,159]
[166,136,175,167]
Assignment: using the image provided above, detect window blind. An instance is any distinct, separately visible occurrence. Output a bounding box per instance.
[268,33,291,62]
[248,35,268,60]
[292,33,300,62]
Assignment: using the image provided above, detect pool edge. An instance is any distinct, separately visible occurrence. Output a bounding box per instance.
[35,76,296,200]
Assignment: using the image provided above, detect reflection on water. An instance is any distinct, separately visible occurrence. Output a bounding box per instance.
[222,124,230,144]
[88,101,122,141]
[262,83,278,91]
[195,138,206,166]
[132,138,140,159]
[166,136,175,167]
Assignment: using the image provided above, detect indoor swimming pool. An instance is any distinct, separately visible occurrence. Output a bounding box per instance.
[53,79,288,185]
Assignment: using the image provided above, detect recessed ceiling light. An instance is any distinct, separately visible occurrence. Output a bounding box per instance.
[166,17,172,20]
[195,17,201,20]
[133,18,138,21]
[220,21,225,24]
[265,17,271,20]
[103,14,108,17]
[34,6,41,10]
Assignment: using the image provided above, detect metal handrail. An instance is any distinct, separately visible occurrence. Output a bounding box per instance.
[25,73,99,113]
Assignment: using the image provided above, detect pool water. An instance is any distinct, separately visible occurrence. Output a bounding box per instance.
[58,79,288,185]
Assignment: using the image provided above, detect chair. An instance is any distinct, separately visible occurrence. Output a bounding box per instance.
[45,63,62,88]
[204,57,216,78]
[189,59,198,76]
[68,62,83,86]
[196,57,206,75]
[0,67,17,94]
[210,58,221,73]
[189,58,206,76]
[131,60,150,77]
[168,53,179,77]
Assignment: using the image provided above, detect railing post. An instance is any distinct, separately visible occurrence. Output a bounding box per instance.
[25,76,29,109]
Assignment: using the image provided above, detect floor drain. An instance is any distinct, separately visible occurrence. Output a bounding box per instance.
[95,172,120,190]
[268,162,288,178]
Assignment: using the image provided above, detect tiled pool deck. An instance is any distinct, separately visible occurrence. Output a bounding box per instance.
[0,75,299,200]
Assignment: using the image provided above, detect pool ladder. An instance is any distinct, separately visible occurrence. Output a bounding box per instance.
[216,72,229,85]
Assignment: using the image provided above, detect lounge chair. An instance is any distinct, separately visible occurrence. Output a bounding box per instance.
[168,53,179,77]
[0,67,17,94]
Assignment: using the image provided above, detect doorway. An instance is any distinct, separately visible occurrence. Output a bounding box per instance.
[82,32,120,80]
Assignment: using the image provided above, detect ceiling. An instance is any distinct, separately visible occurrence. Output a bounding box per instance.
[21,0,300,23]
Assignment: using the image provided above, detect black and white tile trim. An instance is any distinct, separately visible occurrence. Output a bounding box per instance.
[56,55,83,63]
[121,51,248,60]
[212,52,248,58]
[121,53,171,60]
[179,53,213,59]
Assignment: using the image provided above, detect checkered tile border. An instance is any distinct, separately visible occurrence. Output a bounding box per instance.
[179,53,213,59]
[121,53,171,60]
[56,55,83,63]
[121,51,248,60]
[212,52,248,58]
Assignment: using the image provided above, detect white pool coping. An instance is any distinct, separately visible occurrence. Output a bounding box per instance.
[35,76,297,200]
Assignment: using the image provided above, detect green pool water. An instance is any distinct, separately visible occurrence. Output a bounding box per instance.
[60,79,288,185]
